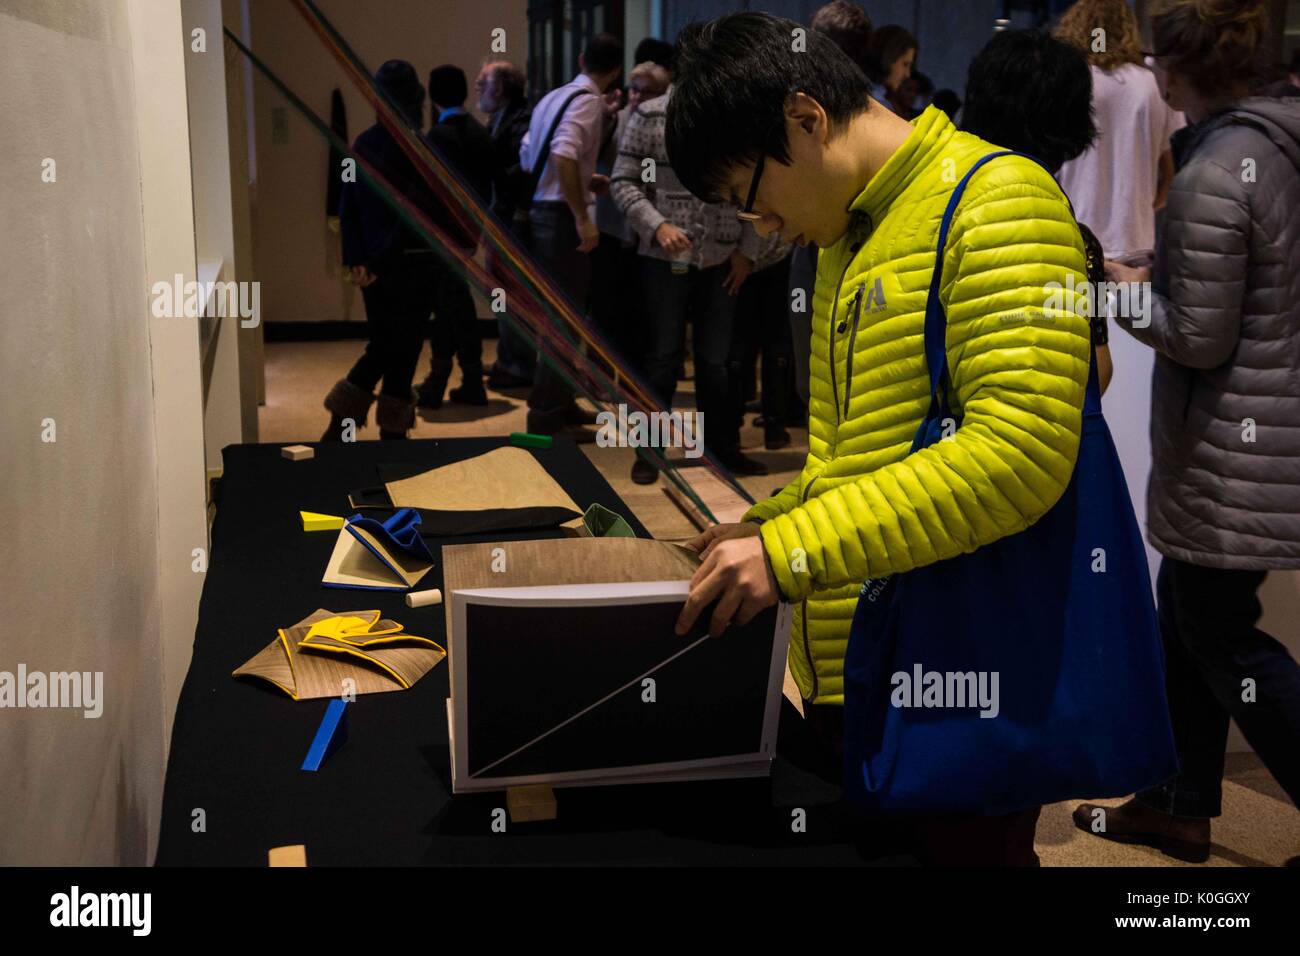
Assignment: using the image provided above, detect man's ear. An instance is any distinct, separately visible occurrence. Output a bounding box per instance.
[785,91,827,142]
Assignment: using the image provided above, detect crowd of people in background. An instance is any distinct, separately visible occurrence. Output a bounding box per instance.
[322,0,1300,865]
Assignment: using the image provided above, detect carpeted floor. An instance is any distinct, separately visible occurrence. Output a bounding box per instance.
[253,337,1299,867]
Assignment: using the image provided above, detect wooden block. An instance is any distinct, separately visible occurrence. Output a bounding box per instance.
[404,588,443,608]
[506,784,557,823]
[281,444,314,461]
[300,510,345,532]
[268,844,307,867]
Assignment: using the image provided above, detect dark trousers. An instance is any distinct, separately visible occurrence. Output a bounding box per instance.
[806,702,1040,866]
[588,231,643,369]
[494,216,536,379]
[428,256,481,371]
[346,252,435,399]
[1139,557,1300,817]
[729,255,794,431]
[641,257,739,455]
[527,202,591,428]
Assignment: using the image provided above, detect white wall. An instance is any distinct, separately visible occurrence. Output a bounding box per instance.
[0,0,206,864]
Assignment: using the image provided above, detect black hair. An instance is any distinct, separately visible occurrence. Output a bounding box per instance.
[634,37,676,73]
[960,29,1098,174]
[583,33,624,76]
[809,1,874,75]
[866,24,917,84]
[665,12,873,204]
[931,88,962,122]
[374,59,424,126]
[428,64,468,108]
[1290,47,1300,75]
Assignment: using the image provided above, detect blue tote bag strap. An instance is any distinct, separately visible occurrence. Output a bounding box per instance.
[911,150,1013,453]
[914,149,1100,452]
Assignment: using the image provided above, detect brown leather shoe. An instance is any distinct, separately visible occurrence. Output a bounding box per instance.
[1072,798,1210,863]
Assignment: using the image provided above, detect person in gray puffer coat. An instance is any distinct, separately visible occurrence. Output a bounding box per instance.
[1072,0,1300,867]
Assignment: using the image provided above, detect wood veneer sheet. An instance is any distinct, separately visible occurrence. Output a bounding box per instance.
[384,446,583,519]
[233,609,446,700]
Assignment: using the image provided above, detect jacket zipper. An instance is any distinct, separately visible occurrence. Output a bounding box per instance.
[801,237,864,703]
[826,237,863,428]
[842,284,866,418]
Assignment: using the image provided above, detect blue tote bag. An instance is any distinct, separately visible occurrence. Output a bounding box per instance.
[842,151,1178,815]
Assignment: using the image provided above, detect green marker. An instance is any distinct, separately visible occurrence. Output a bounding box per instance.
[509,432,553,450]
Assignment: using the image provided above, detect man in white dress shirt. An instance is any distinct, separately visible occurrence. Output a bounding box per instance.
[519,33,623,438]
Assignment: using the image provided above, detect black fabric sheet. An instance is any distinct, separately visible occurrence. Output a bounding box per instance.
[155,437,875,865]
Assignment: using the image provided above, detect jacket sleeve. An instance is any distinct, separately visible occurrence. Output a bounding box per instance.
[610,107,666,243]
[759,171,1092,601]
[742,477,802,524]
[1116,159,1248,369]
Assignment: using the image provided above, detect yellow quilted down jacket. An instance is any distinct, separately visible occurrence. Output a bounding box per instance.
[744,107,1091,705]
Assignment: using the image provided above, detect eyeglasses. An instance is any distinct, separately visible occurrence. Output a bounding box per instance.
[735,153,766,222]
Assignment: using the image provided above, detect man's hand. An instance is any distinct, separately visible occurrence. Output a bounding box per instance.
[576,216,600,253]
[655,222,692,256]
[722,249,754,295]
[675,534,779,638]
[1103,260,1151,285]
[684,521,761,562]
[590,173,611,195]
[350,264,378,288]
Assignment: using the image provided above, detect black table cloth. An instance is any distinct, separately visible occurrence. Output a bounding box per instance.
[156,437,875,865]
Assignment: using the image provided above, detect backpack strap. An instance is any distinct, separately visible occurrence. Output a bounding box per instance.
[526,88,595,205]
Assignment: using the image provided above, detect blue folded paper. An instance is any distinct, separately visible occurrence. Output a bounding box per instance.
[346,508,434,565]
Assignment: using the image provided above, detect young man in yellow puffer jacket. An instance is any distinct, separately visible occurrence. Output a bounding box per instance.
[665,16,1091,736]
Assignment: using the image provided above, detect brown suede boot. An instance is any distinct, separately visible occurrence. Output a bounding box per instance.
[321,379,376,441]
[1072,798,1211,863]
[376,389,417,440]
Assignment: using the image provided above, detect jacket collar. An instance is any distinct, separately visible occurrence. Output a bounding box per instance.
[849,105,955,227]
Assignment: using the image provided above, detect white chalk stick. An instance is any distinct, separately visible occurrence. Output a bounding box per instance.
[404,588,443,608]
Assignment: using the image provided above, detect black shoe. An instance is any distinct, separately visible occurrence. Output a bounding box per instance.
[718,450,768,476]
[1071,800,1211,864]
[526,411,596,445]
[631,457,659,485]
[564,402,600,426]
[417,372,450,410]
[764,425,791,450]
[449,380,488,405]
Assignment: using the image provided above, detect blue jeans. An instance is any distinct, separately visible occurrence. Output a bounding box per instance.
[1138,557,1300,817]
[641,257,738,456]
[526,202,591,428]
